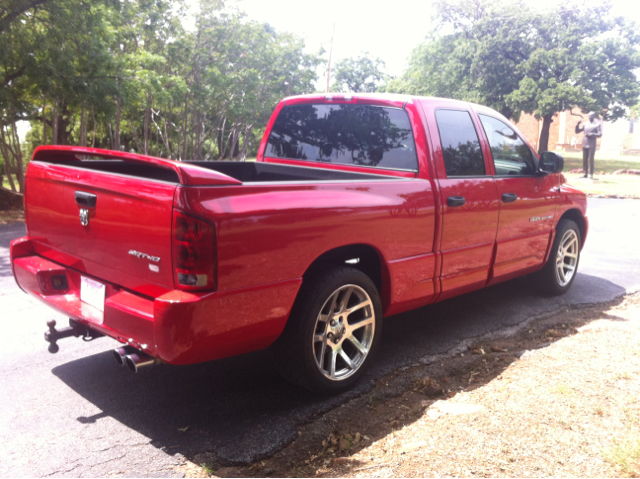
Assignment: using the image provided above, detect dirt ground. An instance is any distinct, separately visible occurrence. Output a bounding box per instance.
[179,293,640,478]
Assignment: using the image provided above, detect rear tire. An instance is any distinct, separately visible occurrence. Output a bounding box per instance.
[272,266,382,394]
[530,219,581,296]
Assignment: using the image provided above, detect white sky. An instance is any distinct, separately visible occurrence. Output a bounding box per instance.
[231,0,434,78]
[227,0,640,79]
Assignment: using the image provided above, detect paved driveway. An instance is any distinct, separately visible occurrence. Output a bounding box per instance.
[0,199,638,477]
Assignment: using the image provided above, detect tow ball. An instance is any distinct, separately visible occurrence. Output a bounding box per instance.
[44,319,103,353]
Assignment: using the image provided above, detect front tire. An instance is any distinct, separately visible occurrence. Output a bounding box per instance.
[272,266,383,394]
[531,219,581,295]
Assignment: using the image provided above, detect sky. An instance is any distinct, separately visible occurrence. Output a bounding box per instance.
[220,0,640,79]
[231,0,435,78]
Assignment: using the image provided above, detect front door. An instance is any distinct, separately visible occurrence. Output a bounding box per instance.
[476,113,560,283]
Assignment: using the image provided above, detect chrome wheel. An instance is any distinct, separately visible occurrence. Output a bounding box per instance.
[312,284,375,381]
[555,229,579,287]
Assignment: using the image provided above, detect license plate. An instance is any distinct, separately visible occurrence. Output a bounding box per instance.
[80,276,105,312]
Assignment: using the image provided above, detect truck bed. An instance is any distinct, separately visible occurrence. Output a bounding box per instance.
[43,157,405,184]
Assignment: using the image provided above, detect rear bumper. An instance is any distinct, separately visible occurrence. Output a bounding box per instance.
[11,237,301,365]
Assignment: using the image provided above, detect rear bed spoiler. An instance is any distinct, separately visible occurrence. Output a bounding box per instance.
[31,146,242,186]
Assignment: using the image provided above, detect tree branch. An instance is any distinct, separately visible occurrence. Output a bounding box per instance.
[2,64,27,86]
[0,0,52,34]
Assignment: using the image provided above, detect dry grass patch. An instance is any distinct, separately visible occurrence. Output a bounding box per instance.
[604,435,640,477]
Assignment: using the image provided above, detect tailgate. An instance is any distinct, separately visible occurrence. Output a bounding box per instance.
[26,161,177,292]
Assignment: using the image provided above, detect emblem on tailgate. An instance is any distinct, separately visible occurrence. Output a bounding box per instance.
[128,250,161,263]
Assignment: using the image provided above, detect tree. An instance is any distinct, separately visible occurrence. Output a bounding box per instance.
[389,0,640,153]
[332,54,388,93]
[0,0,322,190]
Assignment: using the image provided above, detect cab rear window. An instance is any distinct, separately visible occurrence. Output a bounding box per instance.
[265,104,418,171]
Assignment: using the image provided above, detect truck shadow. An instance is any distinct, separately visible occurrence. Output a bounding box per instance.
[52,272,626,467]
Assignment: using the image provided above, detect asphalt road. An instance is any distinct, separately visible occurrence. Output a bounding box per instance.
[1,198,639,477]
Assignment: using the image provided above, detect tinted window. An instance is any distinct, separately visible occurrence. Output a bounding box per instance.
[435,110,485,176]
[265,104,418,171]
[479,114,536,176]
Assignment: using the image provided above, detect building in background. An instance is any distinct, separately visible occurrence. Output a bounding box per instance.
[516,108,640,156]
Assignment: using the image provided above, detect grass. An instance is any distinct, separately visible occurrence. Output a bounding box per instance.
[564,173,640,197]
[562,153,640,174]
[200,463,215,476]
[2,174,18,190]
[604,436,640,477]
[556,154,640,197]
[551,384,575,395]
[1,174,24,222]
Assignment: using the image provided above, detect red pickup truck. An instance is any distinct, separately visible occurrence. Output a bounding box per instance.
[11,93,587,393]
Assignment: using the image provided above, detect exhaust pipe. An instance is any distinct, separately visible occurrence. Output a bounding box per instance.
[125,352,161,373]
[113,345,137,366]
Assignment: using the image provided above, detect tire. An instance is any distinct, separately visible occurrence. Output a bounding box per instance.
[530,219,581,296]
[272,266,383,394]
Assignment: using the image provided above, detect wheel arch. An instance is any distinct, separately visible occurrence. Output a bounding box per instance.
[558,208,587,249]
[302,244,389,309]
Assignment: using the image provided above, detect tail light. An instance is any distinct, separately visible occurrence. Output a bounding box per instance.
[172,210,216,291]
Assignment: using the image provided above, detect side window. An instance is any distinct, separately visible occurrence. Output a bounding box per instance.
[265,104,418,171]
[478,114,535,176]
[435,109,486,177]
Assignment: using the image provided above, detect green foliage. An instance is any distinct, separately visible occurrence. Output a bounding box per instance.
[390,0,640,152]
[332,54,389,93]
[0,0,322,191]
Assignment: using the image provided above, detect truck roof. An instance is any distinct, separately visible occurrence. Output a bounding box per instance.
[281,93,506,119]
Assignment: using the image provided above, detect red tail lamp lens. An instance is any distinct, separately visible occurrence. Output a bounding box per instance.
[172,210,215,291]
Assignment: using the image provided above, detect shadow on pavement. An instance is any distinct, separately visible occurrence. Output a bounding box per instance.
[52,272,626,466]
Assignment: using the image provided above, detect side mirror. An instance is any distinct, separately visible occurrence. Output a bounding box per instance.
[539,151,564,174]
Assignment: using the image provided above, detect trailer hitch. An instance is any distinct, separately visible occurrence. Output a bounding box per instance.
[44,319,104,353]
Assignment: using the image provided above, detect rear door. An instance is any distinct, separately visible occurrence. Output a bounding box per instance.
[429,108,500,299]
[476,113,560,283]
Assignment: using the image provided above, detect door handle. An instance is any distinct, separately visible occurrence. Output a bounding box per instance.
[502,193,518,203]
[75,191,97,209]
[447,196,466,207]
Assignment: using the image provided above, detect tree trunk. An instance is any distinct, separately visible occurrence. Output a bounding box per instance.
[239,124,252,161]
[181,97,189,161]
[91,106,97,147]
[143,106,151,155]
[194,111,201,160]
[538,113,554,155]
[217,117,227,160]
[42,96,47,145]
[0,123,18,192]
[114,96,121,151]
[80,105,87,147]
[52,99,59,145]
[108,122,114,149]
[10,121,24,190]
[0,118,23,192]
[229,125,240,161]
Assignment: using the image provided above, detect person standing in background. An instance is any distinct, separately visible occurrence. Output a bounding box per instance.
[575,112,603,179]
